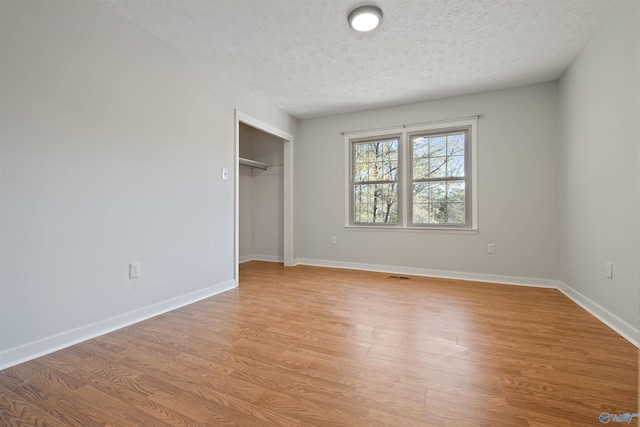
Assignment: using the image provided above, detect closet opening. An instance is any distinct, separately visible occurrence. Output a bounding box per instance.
[234,110,293,283]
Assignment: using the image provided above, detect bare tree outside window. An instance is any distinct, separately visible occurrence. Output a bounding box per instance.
[347,120,475,229]
[411,131,467,225]
[352,138,399,224]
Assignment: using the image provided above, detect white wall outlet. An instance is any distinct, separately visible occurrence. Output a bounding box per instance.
[606,261,613,279]
[221,167,229,180]
[331,236,337,245]
[488,243,495,254]
[129,262,140,279]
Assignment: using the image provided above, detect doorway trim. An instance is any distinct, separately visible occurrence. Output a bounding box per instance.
[234,110,294,283]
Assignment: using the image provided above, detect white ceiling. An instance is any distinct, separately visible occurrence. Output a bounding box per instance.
[97,0,619,119]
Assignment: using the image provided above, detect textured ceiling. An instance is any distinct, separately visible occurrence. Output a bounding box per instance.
[96,0,619,119]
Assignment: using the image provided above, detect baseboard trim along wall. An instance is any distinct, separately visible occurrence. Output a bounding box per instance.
[293,258,639,348]
[239,255,254,263]
[239,254,284,264]
[293,258,558,288]
[557,281,639,348]
[0,279,237,371]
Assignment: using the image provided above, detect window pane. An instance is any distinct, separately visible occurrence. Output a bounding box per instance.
[432,201,447,224]
[385,141,398,161]
[413,203,431,224]
[446,155,465,177]
[432,182,447,223]
[430,136,446,157]
[413,183,430,203]
[413,138,428,156]
[413,158,428,179]
[447,181,465,202]
[430,182,446,203]
[354,183,398,224]
[428,157,447,178]
[412,181,466,225]
[412,132,466,179]
[365,144,374,162]
[353,139,398,183]
[382,160,398,181]
[353,145,368,181]
[447,202,465,225]
[412,138,427,179]
[447,133,465,156]
[354,161,367,182]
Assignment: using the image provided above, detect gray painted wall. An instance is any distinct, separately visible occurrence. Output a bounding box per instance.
[558,0,640,335]
[0,0,295,366]
[296,83,560,281]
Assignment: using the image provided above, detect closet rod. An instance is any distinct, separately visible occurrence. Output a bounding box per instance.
[239,157,270,170]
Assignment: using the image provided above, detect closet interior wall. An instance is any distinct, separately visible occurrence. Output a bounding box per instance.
[239,123,284,263]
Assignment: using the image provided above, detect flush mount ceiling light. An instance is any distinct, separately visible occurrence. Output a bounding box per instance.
[348,5,383,32]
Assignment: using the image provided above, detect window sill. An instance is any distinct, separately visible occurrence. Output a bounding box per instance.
[344,226,479,234]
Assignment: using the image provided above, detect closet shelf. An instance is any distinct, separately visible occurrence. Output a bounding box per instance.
[239,157,271,170]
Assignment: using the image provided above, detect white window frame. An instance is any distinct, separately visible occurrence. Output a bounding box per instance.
[344,118,478,232]
[349,133,402,226]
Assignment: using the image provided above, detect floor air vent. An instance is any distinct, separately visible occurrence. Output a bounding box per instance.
[389,275,410,280]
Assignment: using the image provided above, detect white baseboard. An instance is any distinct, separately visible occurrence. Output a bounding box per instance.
[0,280,237,371]
[293,258,558,288]
[239,254,254,263]
[557,281,639,348]
[240,254,284,263]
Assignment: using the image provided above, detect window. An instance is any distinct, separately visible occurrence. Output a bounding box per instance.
[346,119,477,230]
[410,130,468,226]
[352,136,400,224]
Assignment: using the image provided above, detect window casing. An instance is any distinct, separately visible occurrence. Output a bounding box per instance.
[346,119,477,231]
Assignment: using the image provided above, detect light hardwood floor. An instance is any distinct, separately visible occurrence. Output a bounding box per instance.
[1,261,638,426]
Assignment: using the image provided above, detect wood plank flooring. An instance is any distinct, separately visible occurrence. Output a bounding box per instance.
[1,261,638,426]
